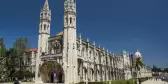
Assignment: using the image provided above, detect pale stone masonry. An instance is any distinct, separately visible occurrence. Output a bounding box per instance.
[23,48,37,73]
[34,0,152,83]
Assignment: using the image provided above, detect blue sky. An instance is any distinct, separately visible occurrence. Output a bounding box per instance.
[0,0,168,68]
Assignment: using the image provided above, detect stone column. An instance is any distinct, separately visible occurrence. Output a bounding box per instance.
[86,68,88,82]
[83,68,85,81]
[106,70,108,81]
[98,69,100,81]
[92,70,95,81]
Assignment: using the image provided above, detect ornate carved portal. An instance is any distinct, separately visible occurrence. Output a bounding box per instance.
[39,61,65,83]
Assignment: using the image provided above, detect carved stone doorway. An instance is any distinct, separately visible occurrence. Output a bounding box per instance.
[39,61,65,83]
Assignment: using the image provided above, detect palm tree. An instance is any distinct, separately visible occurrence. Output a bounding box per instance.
[134,57,143,84]
[135,57,143,77]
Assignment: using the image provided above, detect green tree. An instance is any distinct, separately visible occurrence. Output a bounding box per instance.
[13,37,30,72]
[5,48,18,81]
[133,57,143,84]
[135,57,143,71]
[0,38,9,82]
[0,38,6,57]
[0,38,6,72]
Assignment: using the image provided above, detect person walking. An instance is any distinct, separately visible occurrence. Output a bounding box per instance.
[13,77,20,84]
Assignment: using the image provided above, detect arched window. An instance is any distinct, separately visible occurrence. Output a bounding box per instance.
[44,24,46,30]
[41,13,43,17]
[90,51,92,54]
[70,17,72,24]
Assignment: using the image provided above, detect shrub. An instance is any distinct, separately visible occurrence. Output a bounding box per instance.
[13,71,24,80]
[23,71,34,78]
[78,79,137,84]
[78,82,85,84]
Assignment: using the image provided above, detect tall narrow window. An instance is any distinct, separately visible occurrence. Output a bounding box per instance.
[41,13,43,17]
[70,17,72,24]
[44,24,46,30]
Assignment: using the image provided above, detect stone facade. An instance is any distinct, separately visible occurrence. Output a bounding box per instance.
[34,0,152,83]
[139,65,152,78]
[23,48,37,73]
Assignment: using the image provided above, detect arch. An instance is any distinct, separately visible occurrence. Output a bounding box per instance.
[39,61,65,83]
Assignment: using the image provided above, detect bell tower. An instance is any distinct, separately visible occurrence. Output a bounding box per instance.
[63,0,78,83]
[35,0,51,83]
[38,0,51,55]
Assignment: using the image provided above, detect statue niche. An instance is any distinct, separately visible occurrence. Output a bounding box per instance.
[49,40,62,54]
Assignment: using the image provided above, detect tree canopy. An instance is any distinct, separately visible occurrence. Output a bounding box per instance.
[0,37,32,82]
[13,37,30,57]
[135,57,143,71]
[0,38,6,57]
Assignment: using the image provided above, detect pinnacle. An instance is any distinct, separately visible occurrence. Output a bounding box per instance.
[43,0,50,11]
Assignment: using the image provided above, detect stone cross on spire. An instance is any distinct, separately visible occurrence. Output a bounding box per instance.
[43,0,49,11]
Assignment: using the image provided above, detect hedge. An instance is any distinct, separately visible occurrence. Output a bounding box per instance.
[78,79,137,84]
[139,77,152,82]
[13,71,35,80]
[23,71,35,78]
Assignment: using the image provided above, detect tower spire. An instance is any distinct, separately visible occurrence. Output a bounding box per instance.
[35,0,51,83]
[43,0,49,11]
[63,0,77,83]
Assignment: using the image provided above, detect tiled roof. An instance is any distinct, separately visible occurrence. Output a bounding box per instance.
[56,31,63,36]
[24,48,38,53]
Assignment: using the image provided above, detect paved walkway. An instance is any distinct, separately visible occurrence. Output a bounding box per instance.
[142,79,168,84]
